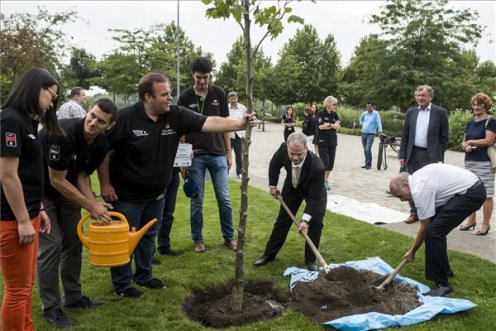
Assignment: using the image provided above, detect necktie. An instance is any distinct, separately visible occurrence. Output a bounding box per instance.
[292,166,301,188]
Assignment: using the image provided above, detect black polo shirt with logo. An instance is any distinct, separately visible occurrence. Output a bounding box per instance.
[39,118,110,198]
[177,84,229,156]
[316,110,339,146]
[107,102,206,202]
[1,107,43,220]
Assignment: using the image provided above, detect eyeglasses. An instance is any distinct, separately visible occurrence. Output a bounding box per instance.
[472,103,484,108]
[44,87,58,101]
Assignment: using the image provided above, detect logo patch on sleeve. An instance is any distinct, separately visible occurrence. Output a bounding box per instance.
[49,145,61,161]
[5,132,17,147]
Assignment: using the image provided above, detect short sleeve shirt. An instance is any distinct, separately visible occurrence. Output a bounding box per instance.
[409,163,478,220]
[1,107,43,220]
[106,103,207,202]
[464,117,496,162]
[177,85,229,156]
[57,100,86,119]
[316,110,339,146]
[39,118,110,197]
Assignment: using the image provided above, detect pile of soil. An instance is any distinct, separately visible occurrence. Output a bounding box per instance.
[289,266,421,323]
[183,281,287,328]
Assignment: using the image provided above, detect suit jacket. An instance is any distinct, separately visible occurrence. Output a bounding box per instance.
[399,104,449,164]
[269,143,327,218]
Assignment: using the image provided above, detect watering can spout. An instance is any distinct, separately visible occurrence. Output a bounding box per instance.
[128,218,158,255]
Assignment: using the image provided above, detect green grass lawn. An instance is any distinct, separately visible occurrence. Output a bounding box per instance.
[1,180,495,330]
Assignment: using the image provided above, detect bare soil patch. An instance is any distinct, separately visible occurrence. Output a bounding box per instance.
[289,266,421,323]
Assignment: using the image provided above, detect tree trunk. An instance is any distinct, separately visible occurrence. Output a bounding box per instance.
[231,4,253,311]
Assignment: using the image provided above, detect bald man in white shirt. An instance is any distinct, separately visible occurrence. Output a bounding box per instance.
[390,164,486,296]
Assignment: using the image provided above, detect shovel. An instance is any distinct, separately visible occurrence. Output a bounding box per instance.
[374,258,409,291]
[277,196,330,273]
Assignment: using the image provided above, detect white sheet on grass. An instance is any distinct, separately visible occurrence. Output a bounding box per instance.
[326,195,408,224]
[284,257,477,331]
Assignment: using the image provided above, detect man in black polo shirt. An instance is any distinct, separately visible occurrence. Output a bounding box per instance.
[177,57,237,253]
[99,71,256,298]
[37,98,117,328]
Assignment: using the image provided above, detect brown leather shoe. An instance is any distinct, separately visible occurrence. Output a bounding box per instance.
[194,241,205,253]
[404,215,419,224]
[224,240,237,251]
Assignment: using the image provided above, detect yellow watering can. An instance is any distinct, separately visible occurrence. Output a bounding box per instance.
[77,211,157,267]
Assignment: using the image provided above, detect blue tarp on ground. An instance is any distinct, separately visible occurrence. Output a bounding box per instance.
[283,257,476,331]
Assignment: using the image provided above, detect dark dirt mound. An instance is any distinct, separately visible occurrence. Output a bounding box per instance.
[183,281,287,328]
[289,266,421,324]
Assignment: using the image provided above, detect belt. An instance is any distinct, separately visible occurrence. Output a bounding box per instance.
[363,133,375,135]
[413,146,427,150]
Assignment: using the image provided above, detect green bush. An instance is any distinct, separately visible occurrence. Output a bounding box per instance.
[448,108,472,151]
[335,106,404,137]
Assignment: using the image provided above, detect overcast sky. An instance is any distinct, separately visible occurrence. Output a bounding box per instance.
[2,0,495,69]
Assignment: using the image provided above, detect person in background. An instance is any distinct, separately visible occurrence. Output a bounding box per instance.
[399,85,449,224]
[0,67,62,331]
[359,101,382,169]
[390,164,486,296]
[228,91,247,178]
[459,92,495,236]
[312,103,319,155]
[302,106,316,152]
[316,96,341,191]
[177,57,238,253]
[253,132,326,271]
[57,87,87,119]
[37,99,117,328]
[281,105,296,142]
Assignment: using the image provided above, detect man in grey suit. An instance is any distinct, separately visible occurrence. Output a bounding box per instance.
[399,85,449,224]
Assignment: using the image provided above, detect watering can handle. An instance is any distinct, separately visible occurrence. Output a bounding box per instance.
[77,211,129,248]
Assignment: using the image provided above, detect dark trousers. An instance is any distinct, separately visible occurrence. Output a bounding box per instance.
[157,169,180,254]
[406,147,433,215]
[230,135,243,176]
[263,191,324,263]
[37,196,82,312]
[318,144,336,171]
[425,181,486,286]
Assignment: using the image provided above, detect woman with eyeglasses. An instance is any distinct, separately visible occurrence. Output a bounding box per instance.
[316,96,341,191]
[0,66,63,330]
[459,92,495,236]
[281,105,296,142]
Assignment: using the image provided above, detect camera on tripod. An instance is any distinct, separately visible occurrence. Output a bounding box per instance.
[377,134,401,170]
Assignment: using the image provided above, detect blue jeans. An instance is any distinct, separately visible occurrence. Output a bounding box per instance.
[189,154,234,243]
[110,197,164,293]
[361,133,375,167]
[157,169,180,254]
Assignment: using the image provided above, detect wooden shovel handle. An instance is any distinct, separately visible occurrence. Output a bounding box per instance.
[277,196,328,270]
[377,258,409,289]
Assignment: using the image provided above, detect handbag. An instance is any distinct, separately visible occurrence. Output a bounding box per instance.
[485,117,496,169]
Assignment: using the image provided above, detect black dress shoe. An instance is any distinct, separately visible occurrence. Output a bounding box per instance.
[65,295,105,308]
[424,283,453,297]
[253,256,274,267]
[159,249,183,256]
[361,165,367,168]
[43,308,76,328]
[365,165,371,169]
[307,261,319,272]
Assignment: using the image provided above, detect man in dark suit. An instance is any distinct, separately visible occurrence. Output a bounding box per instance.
[253,132,327,271]
[399,85,449,224]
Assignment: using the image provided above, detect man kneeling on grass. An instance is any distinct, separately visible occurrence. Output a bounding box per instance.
[389,163,486,296]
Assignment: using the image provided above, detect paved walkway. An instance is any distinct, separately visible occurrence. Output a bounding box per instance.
[229,121,495,262]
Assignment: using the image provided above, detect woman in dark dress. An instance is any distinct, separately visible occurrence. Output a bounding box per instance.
[459,93,495,235]
[281,105,296,142]
[316,96,341,191]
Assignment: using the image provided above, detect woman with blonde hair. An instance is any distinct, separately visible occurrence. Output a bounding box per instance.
[316,96,340,190]
[459,92,495,235]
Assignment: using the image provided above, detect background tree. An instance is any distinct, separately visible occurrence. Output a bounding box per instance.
[60,47,101,90]
[203,0,305,311]
[364,0,484,110]
[0,7,78,101]
[271,25,341,106]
